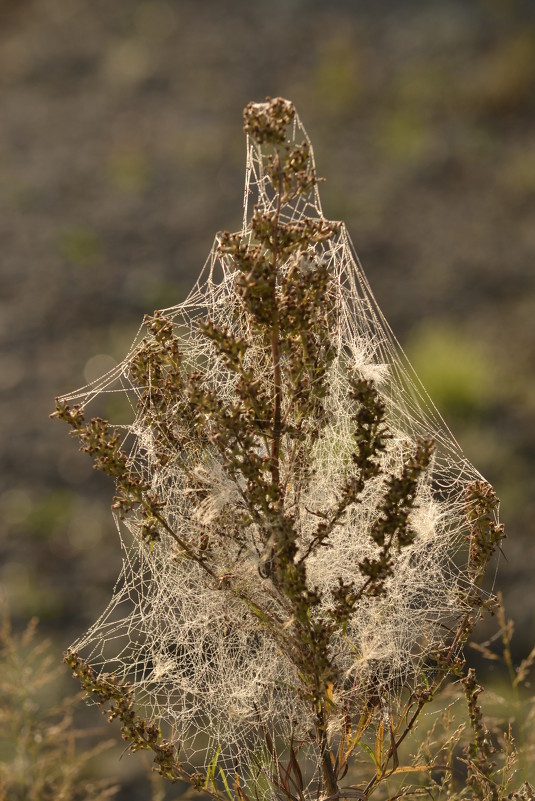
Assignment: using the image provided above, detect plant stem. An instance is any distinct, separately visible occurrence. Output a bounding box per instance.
[270,151,283,494]
[320,733,339,798]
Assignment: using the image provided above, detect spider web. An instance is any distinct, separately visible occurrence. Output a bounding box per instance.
[60,104,493,797]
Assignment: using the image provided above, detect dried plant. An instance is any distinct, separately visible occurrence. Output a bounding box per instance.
[0,601,117,801]
[53,98,516,800]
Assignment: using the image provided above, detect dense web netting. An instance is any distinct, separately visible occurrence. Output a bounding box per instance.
[60,105,492,797]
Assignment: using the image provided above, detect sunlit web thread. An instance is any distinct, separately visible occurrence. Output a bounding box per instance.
[60,102,495,799]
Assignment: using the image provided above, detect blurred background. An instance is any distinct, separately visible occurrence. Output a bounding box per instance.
[1,0,534,797]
